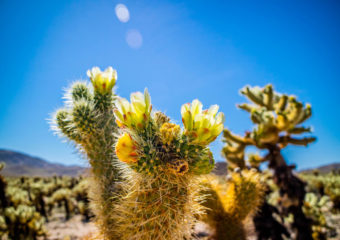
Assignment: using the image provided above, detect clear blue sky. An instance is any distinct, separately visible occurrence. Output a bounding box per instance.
[0,0,339,170]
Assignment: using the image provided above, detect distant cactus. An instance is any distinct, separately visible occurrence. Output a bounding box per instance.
[4,205,46,240]
[6,187,30,207]
[222,85,316,239]
[0,163,8,209]
[303,192,334,240]
[0,164,46,240]
[301,172,340,211]
[29,182,49,221]
[112,95,224,239]
[72,178,92,221]
[52,67,124,238]
[202,169,265,240]
[51,188,74,220]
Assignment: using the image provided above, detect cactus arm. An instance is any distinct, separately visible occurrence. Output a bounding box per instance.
[52,68,123,239]
[287,126,312,134]
[296,104,312,125]
[279,135,316,146]
[223,129,253,145]
[275,94,288,112]
[240,86,266,107]
[238,103,255,113]
[263,84,274,110]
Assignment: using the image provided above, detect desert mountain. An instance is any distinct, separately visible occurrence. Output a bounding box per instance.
[0,149,85,177]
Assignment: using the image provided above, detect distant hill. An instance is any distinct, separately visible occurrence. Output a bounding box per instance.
[300,162,340,174]
[0,149,337,177]
[0,149,85,177]
[212,162,228,176]
[212,161,340,175]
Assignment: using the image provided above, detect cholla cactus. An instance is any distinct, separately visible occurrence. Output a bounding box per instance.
[29,182,49,221]
[0,163,8,209]
[72,179,92,221]
[4,205,46,240]
[223,85,315,170]
[112,94,224,240]
[202,169,265,240]
[52,66,123,238]
[302,172,340,211]
[52,68,224,239]
[0,216,6,237]
[0,165,46,240]
[6,187,30,207]
[222,84,316,239]
[51,188,74,220]
[303,193,334,240]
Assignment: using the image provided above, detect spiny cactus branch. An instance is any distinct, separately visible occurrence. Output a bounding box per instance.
[279,136,316,146]
[52,67,123,239]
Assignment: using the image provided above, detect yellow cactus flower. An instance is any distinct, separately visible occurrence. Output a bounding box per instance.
[160,122,181,144]
[87,66,117,94]
[181,99,225,145]
[115,133,139,164]
[114,88,152,130]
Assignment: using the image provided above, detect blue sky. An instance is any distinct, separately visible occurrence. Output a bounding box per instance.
[0,0,339,170]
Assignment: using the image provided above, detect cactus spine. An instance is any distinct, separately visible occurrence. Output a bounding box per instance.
[52,67,123,238]
[222,84,316,239]
[112,95,224,239]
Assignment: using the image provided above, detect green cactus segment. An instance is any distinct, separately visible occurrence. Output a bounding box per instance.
[55,109,82,143]
[52,67,123,239]
[93,92,115,111]
[71,82,93,102]
[72,100,97,135]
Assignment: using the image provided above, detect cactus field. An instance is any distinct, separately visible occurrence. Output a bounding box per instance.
[0,163,339,239]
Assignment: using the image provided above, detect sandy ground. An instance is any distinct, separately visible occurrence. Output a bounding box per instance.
[43,212,96,240]
[42,211,339,240]
[43,214,253,240]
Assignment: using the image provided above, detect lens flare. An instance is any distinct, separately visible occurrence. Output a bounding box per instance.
[115,4,130,23]
[126,29,143,49]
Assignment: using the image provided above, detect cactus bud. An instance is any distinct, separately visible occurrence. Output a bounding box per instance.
[160,122,181,144]
[154,111,170,126]
[87,66,117,94]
